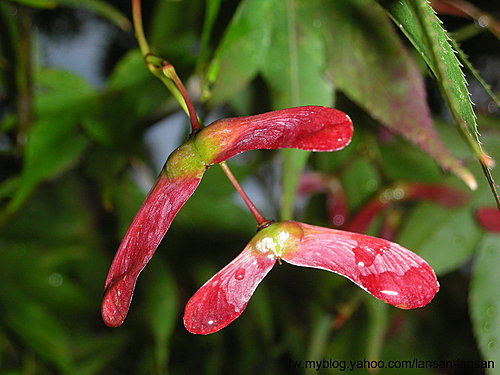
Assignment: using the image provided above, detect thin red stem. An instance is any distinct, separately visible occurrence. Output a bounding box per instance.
[162,63,200,134]
[132,0,200,135]
[219,162,269,227]
[131,0,150,56]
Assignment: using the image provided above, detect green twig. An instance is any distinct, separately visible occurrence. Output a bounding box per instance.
[131,0,200,134]
[7,5,34,150]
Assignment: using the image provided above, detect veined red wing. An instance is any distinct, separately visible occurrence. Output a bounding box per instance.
[282,222,439,309]
[184,246,276,335]
[102,174,202,327]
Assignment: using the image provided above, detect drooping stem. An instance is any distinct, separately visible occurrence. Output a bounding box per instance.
[219,162,269,228]
[162,62,200,134]
[131,0,150,56]
[6,4,34,150]
[131,0,200,134]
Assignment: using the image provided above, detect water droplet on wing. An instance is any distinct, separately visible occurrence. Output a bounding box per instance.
[235,268,246,280]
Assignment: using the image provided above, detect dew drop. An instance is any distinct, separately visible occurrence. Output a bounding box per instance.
[235,268,246,280]
[392,188,404,200]
[488,101,498,114]
[380,290,399,296]
[483,321,492,332]
[486,304,496,317]
[48,273,63,287]
[332,214,345,226]
[478,16,489,28]
[207,320,214,325]
[353,246,376,267]
[487,339,497,351]
[365,179,377,191]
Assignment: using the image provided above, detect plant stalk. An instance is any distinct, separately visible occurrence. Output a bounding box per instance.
[131,0,200,134]
[219,162,270,228]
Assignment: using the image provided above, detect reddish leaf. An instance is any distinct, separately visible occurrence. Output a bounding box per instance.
[282,222,439,309]
[402,182,468,207]
[347,182,468,233]
[323,0,474,188]
[475,207,500,233]
[102,172,203,327]
[431,0,500,38]
[430,0,470,17]
[297,171,328,195]
[297,171,348,227]
[183,247,276,335]
[378,210,402,242]
[195,106,353,164]
[430,0,500,38]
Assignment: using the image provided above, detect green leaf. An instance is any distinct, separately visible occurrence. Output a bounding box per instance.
[452,40,500,111]
[198,0,222,71]
[0,243,92,314]
[365,298,388,363]
[7,116,89,213]
[260,0,334,220]
[34,68,96,116]
[470,234,500,374]
[341,158,381,213]
[54,0,130,30]
[2,291,74,373]
[106,50,151,91]
[379,136,443,183]
[6,0,56,8]
[144,263,178,374]
[149,0,201,55]
[397,203,481,275]
[3,70,95,213]
[379,0,492,193]
[9,0,129,29]
[379,0,476,133]
[322,0,472,188]
[175,164,255,233]
[280,149,310,220]
[306,313,332,368]
[261,0,334,109]
[204,0,274,104]
[2,174,95,245]
[71,333,128,375]
[84,52,166,148]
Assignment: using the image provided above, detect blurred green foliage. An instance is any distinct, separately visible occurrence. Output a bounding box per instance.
[0,0,499,374]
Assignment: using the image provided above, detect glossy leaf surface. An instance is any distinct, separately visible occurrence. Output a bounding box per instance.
[347,182,468,233]
[379,0,480,190]
[322,0,472,187]
[205,0,274,104]
[398,203,480,275]
[470,235,500,373]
